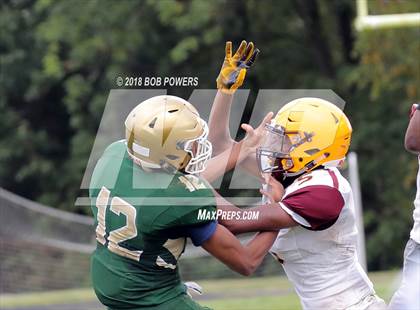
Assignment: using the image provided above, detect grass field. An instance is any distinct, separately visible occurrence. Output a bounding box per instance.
[0,270,399,309]
[200,271,399,309]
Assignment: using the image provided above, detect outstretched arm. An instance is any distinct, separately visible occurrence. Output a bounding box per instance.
[220,204,297,235]
[214,176,297,234]
[201,140,249,182]
[208,40,259,155]
[405,103,420,154]
[202,224,278,276]
[202,112,273,182]
[208,91,235,155]
[208,40,269,179]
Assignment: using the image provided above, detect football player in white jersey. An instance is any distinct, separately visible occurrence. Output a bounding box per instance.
[389,103,420,309]
[209,41,386,309]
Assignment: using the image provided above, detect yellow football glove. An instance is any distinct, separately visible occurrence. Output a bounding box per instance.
[216,40,260,94]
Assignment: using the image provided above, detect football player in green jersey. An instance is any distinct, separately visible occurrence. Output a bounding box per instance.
[89,93,296,310]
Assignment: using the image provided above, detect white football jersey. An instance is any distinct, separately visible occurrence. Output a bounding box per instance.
[410,156,420,243]
[270,167,375,309]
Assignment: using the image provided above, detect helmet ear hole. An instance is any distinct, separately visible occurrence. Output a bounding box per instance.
[298,157,303,162]
[304,148,320,156]
[179,154,191,169]
[330,112,339,124]
[149,117,157,128]
[166,155,179,160]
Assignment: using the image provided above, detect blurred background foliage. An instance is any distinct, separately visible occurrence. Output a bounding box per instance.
[0,0,418,270]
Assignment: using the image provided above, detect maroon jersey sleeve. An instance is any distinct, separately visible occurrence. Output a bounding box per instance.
[281,185,345,230]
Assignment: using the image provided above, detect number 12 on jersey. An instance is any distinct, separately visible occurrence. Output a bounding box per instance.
[94,187,143,261]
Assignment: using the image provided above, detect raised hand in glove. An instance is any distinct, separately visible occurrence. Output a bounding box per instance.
[216,40,259,94]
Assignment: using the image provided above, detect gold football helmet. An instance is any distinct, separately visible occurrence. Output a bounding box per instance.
[257,97,352,176]
[124,95,212,174]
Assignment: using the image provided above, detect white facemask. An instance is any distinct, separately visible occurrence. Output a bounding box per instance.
[184,119,212,174]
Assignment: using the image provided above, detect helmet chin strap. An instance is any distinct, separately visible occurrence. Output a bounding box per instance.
[323,157,345,168]
[160,161,180,174]
[283,170,305,177]
[126,146,162,171]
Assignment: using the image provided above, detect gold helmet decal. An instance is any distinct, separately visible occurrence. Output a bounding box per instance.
[257,97,352,176]
[124,95,212,174]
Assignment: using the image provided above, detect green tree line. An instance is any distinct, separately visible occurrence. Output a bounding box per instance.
[1,0,418,270]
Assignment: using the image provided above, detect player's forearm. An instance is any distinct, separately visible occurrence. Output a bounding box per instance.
[201,140,252,182]
[208,91,235,155]
[202,224,274,276]
[213,190,258,230]
[242,231,278,275]
[405,109,420,154]
[238,154,264,180]
[216,205,245,234]
[222,204,296,234]
[222,215,271,235]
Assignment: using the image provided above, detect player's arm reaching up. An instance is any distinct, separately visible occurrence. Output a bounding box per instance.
[201,111,272,182]
[203,41,266,181]
[405,103,420,154]
[208,40,259,155]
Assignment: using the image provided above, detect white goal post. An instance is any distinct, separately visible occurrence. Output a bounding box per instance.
[355,0,420,31]
[347,152,367,271]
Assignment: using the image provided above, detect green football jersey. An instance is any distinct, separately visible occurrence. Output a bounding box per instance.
[89,140,216,309]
